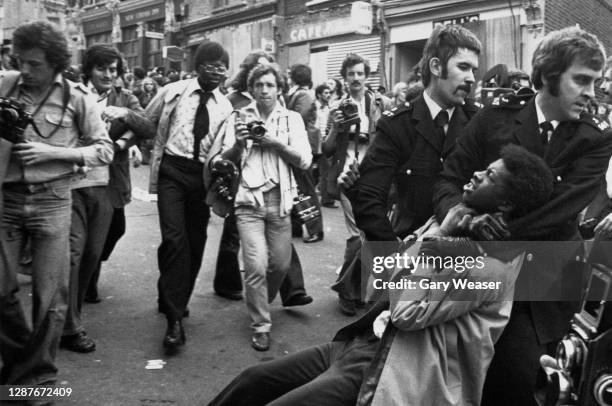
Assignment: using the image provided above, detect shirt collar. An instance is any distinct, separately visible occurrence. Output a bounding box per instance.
[535,93,560,130]
[423,89,455,122]
[187,78,221,102]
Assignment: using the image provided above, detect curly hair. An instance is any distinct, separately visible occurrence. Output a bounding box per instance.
[12,21,71,73]
[82,44,125,83]
[315,83,330,98]
[340,53,370,79]
[419,25,481,88]
[229,51,274,93]
[193,41,229,71]
[500,144,554,218]
[531,27,606,96]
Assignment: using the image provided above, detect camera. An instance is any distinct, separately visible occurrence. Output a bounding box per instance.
[293,194,321,228]
[479,64,534,106]
[0,97,31,143]
[536,263,612,406]
[337,98,360,127]
[206,158,240,218]
[246,120,266,139]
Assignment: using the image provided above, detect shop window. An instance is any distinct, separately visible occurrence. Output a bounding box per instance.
[86,31,112,48]
[120,26,139,70]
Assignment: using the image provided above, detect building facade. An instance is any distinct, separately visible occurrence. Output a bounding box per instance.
[1,0,67,45]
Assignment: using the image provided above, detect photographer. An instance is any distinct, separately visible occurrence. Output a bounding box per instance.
[0,21,113,387]
[322,53,392,314]
[432,27,612,405]
[218,63,312,351]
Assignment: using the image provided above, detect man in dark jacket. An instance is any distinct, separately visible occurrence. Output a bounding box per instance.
[432,27,612,405]
[334,25,482,315]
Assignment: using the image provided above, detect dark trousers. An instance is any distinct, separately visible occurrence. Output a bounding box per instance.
[481,302,556,406]
[213,211,307,304]
[293,167,323,237]
[87,207,126,297]
[63,186,114,336]
[318,155,334,204]
[208,336,378,406]
[157,154,210,322]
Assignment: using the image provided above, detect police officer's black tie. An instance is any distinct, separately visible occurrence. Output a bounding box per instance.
[193,90,213,161]
[540,121,554,145]
[433,110,449,150]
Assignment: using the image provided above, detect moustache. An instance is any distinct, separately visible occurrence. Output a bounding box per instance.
[456,84,472,93]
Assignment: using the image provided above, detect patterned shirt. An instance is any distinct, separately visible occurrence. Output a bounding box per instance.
[164,79,230,163]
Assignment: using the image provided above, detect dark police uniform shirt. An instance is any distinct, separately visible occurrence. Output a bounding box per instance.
[351,94,479,243]
[432,92,612,344]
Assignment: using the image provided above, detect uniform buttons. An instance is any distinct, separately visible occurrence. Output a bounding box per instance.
[406,169,412,175]
[526,253,534,262]
[556,176,562,182]
[520,100,525,105]
[440,158,444,163]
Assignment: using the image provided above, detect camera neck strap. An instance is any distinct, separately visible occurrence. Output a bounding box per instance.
[6,74,71,139]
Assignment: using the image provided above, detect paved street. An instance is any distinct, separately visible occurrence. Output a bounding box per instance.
[13,165,361,405]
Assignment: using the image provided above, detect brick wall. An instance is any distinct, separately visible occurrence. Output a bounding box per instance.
[545,0,612,54]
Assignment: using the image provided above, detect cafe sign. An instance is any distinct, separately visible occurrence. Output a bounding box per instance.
[287,1,373,44]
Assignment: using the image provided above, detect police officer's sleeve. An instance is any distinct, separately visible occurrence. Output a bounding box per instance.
[432,109,487,222]
[353,117,404,242]
[509,124,612,239]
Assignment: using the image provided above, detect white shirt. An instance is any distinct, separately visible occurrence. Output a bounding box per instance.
[535,93,560,142]
[165,79,230,163]
[423,90,455,134]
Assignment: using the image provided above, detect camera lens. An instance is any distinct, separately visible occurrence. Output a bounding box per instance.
[0,107,19,124]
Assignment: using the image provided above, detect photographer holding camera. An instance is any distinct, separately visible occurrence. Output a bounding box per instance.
[0,21,113,388]
[217,63,312,351]
[322,54,392,314]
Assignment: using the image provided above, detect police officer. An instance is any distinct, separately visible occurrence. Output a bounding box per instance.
[433,27,612,405]
[333,25,482,314]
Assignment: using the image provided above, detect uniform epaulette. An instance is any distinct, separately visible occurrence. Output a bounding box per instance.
[580,113,611,133]
[382,101,412,118]
[490,92,533,109]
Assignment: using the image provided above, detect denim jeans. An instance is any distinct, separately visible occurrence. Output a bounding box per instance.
[0,180,72,385]
[236,188,291,333]
[63,186,114,336]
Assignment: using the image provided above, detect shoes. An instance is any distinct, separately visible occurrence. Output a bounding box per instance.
[251,332,270,351]
[303,232,324,243]
[84,293,101,303]
[283,294,313,307]
[214,290,243,301]
[60,331,96,353]
[163,320,185,349]
[321,201,338,208]
[338,295,356,316]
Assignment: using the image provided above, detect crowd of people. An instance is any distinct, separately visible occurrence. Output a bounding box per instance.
[1,17,612,406]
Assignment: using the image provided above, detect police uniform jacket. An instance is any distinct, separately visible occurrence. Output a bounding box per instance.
[432,93,612,343]
[352,95,478,242]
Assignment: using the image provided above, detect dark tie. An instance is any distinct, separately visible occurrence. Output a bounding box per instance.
[540,121,554,145]
[193,90,212,161]
[433,110,449,150]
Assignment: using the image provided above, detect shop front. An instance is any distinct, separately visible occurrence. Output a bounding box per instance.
[280,1,382,88]
[118,0,166,71]
[384,0,529,86]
